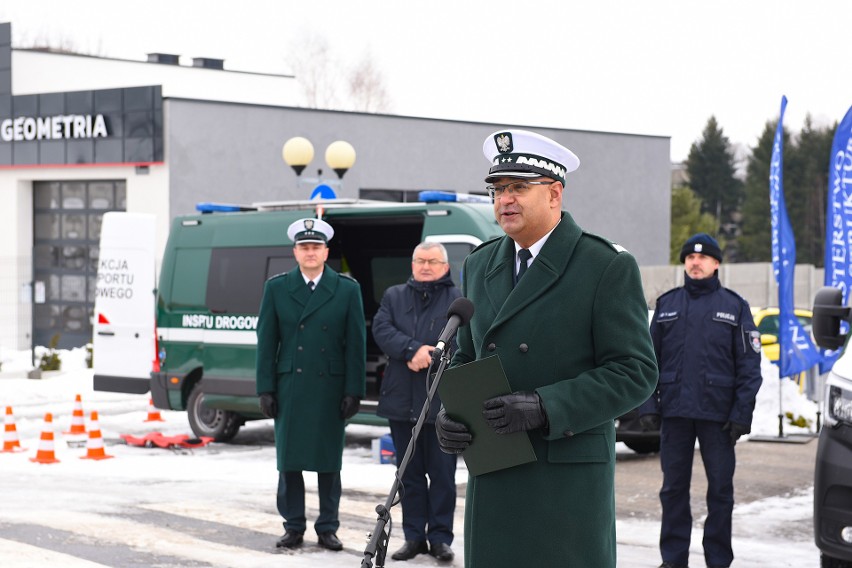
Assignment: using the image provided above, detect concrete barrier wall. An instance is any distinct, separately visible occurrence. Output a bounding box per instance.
[640,263,825,310]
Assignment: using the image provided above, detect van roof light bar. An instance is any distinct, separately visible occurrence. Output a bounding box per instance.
[418,191,491,204]
[195,202,258,213]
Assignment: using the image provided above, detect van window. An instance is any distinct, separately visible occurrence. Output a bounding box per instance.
[443,242,476,287]
[207,247,294,314]
[371,256,412,305]
[267,254,297,279]
[171,249,210,310]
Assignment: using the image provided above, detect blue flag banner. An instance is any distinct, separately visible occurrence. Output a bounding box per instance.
[770,95,822,378]
[821,104,852,373]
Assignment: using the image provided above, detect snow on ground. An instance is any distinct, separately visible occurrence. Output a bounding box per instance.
[751,354,822,437]
[0,348,823,567]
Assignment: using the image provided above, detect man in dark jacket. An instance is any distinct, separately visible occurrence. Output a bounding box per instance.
[372,241,462,563]
[256,217,366,552]
[639,233,763,568]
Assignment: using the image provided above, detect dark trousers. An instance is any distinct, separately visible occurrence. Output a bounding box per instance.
[389,420,457,545]
[659,417,735,568]
[277,470,341,535]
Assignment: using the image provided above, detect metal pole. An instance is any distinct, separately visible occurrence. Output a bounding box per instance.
[777,375,785,438]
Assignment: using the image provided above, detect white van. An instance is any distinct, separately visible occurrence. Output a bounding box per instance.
[92,212,157,395]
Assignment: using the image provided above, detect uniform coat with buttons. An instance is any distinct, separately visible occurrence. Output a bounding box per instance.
[256,266,366,473]
[451,212,657,568]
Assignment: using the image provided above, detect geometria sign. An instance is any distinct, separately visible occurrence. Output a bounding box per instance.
[0,114,109,142]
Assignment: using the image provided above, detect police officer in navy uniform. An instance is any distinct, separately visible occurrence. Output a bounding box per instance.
[639,233,763,568]
[256,218,366,552]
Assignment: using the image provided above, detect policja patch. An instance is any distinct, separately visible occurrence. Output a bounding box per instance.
[749,330,761,353]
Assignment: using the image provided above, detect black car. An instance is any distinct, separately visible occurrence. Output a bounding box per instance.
[615,309,661,454]
[616,408,660,454]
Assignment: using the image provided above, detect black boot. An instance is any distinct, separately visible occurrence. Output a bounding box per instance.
[317,531,343,551]
[391,540,428,561]
[276,530,304,549]
[430,542,455,562]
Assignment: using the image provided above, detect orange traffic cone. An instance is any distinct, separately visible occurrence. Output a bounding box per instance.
[2,406,26,453]
[143,397,164,422]
[80,411,113,460]
[64,394,87,435]
[30,413,60,464]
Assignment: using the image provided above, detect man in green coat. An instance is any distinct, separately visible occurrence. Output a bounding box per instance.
[256,217,366,552]
[436,129,658,567]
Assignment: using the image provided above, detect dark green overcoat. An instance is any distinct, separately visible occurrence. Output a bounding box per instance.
[256,266,366,473]
[451,212,657,568]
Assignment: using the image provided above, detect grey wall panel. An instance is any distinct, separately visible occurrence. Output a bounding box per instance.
[0,22,10,96]
[39,92,63,114]
[166,99,670,264]
[39,139,64,163]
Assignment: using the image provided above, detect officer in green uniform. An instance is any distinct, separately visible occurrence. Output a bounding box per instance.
[256,217,366,552]
[436,129,658,567]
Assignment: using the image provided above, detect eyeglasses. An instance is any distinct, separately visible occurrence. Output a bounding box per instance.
[412,258,447,266]
[485,180,554,199]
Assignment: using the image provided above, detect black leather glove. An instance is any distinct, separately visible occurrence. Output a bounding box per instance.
[722,421,750,444]
[259,393,278,419]
[340,395,360,420]
[482,391,547,435]
[436,407,472,454]
[639,414,661,432]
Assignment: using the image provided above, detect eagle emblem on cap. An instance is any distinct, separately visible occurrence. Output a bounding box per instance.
[304,219,315,230]
[495,133,513,154]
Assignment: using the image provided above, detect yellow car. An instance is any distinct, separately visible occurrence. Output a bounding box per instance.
[750,307,813,384]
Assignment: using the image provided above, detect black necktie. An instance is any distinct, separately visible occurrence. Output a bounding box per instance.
[307,280,315,292]
[516,249,532,285]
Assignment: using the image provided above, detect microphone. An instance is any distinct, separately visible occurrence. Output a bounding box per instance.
[432,297,475,361]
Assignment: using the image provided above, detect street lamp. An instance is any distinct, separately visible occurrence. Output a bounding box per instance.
[325,140,357,179]
[282,136,315,176]
[282,136,356,198]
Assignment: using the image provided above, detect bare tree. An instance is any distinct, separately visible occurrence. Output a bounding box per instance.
[286,33,391,113]
[15,26,104,56]
[286,33,341,109]
[347,55,391,113]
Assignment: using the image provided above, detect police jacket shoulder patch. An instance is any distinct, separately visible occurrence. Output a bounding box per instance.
[749,330,762,353]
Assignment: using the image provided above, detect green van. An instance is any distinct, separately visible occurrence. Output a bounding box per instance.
[95,197,502,441]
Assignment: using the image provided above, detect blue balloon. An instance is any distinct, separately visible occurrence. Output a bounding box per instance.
[310,184,337,200]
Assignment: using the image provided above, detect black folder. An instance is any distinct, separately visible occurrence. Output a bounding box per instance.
[437,355,536,476]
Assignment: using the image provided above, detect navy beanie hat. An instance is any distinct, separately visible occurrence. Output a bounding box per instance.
[680,233,722,263]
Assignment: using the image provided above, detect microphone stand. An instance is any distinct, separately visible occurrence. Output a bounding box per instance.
[361,347,452,567]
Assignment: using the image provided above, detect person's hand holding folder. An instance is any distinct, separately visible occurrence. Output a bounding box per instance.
[435,356,537,475]
[436,408,472,454]
[482,392,548,434]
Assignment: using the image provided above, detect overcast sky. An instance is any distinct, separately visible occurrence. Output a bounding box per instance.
[2,0,850,163]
